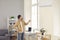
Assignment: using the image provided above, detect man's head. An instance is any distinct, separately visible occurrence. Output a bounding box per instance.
[17,15,23,20]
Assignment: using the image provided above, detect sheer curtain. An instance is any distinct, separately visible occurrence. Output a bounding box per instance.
[31,0,38,31]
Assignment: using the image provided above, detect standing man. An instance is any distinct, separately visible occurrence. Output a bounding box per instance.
[13,15,31,40]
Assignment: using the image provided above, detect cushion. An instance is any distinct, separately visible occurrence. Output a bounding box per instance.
[0,29,8,36]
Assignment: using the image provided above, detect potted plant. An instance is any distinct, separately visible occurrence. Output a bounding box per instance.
[40,28,46,35]
[10,16,15,19]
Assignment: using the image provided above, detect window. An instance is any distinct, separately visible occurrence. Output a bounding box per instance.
[31,0,38,30]
[32,0,37,5]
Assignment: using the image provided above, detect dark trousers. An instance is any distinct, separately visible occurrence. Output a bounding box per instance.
[17,32,24,40]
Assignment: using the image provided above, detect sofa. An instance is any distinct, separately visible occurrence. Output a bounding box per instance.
[0,29,10,40]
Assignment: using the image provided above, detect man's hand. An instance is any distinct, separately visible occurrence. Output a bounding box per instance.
[27,20,31,24]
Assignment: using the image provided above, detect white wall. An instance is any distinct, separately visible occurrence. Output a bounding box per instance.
[53,0,60,36]
[39,6,54,40]
[39,0,60,40]
[53,1,60,40]
[38,1,53,34]
[0,0,24,29]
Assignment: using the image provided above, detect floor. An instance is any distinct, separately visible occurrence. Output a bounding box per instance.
[10,35,60,40]
[10,36,17,40]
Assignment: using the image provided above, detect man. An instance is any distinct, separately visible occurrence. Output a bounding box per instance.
[13,15,31,40]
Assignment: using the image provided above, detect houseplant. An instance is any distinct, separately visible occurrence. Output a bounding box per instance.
[40,28,46,35]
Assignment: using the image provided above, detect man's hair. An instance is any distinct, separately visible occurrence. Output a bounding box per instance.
[17,15,21,19]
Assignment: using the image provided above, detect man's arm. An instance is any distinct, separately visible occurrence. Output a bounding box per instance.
[23,20,31,25]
